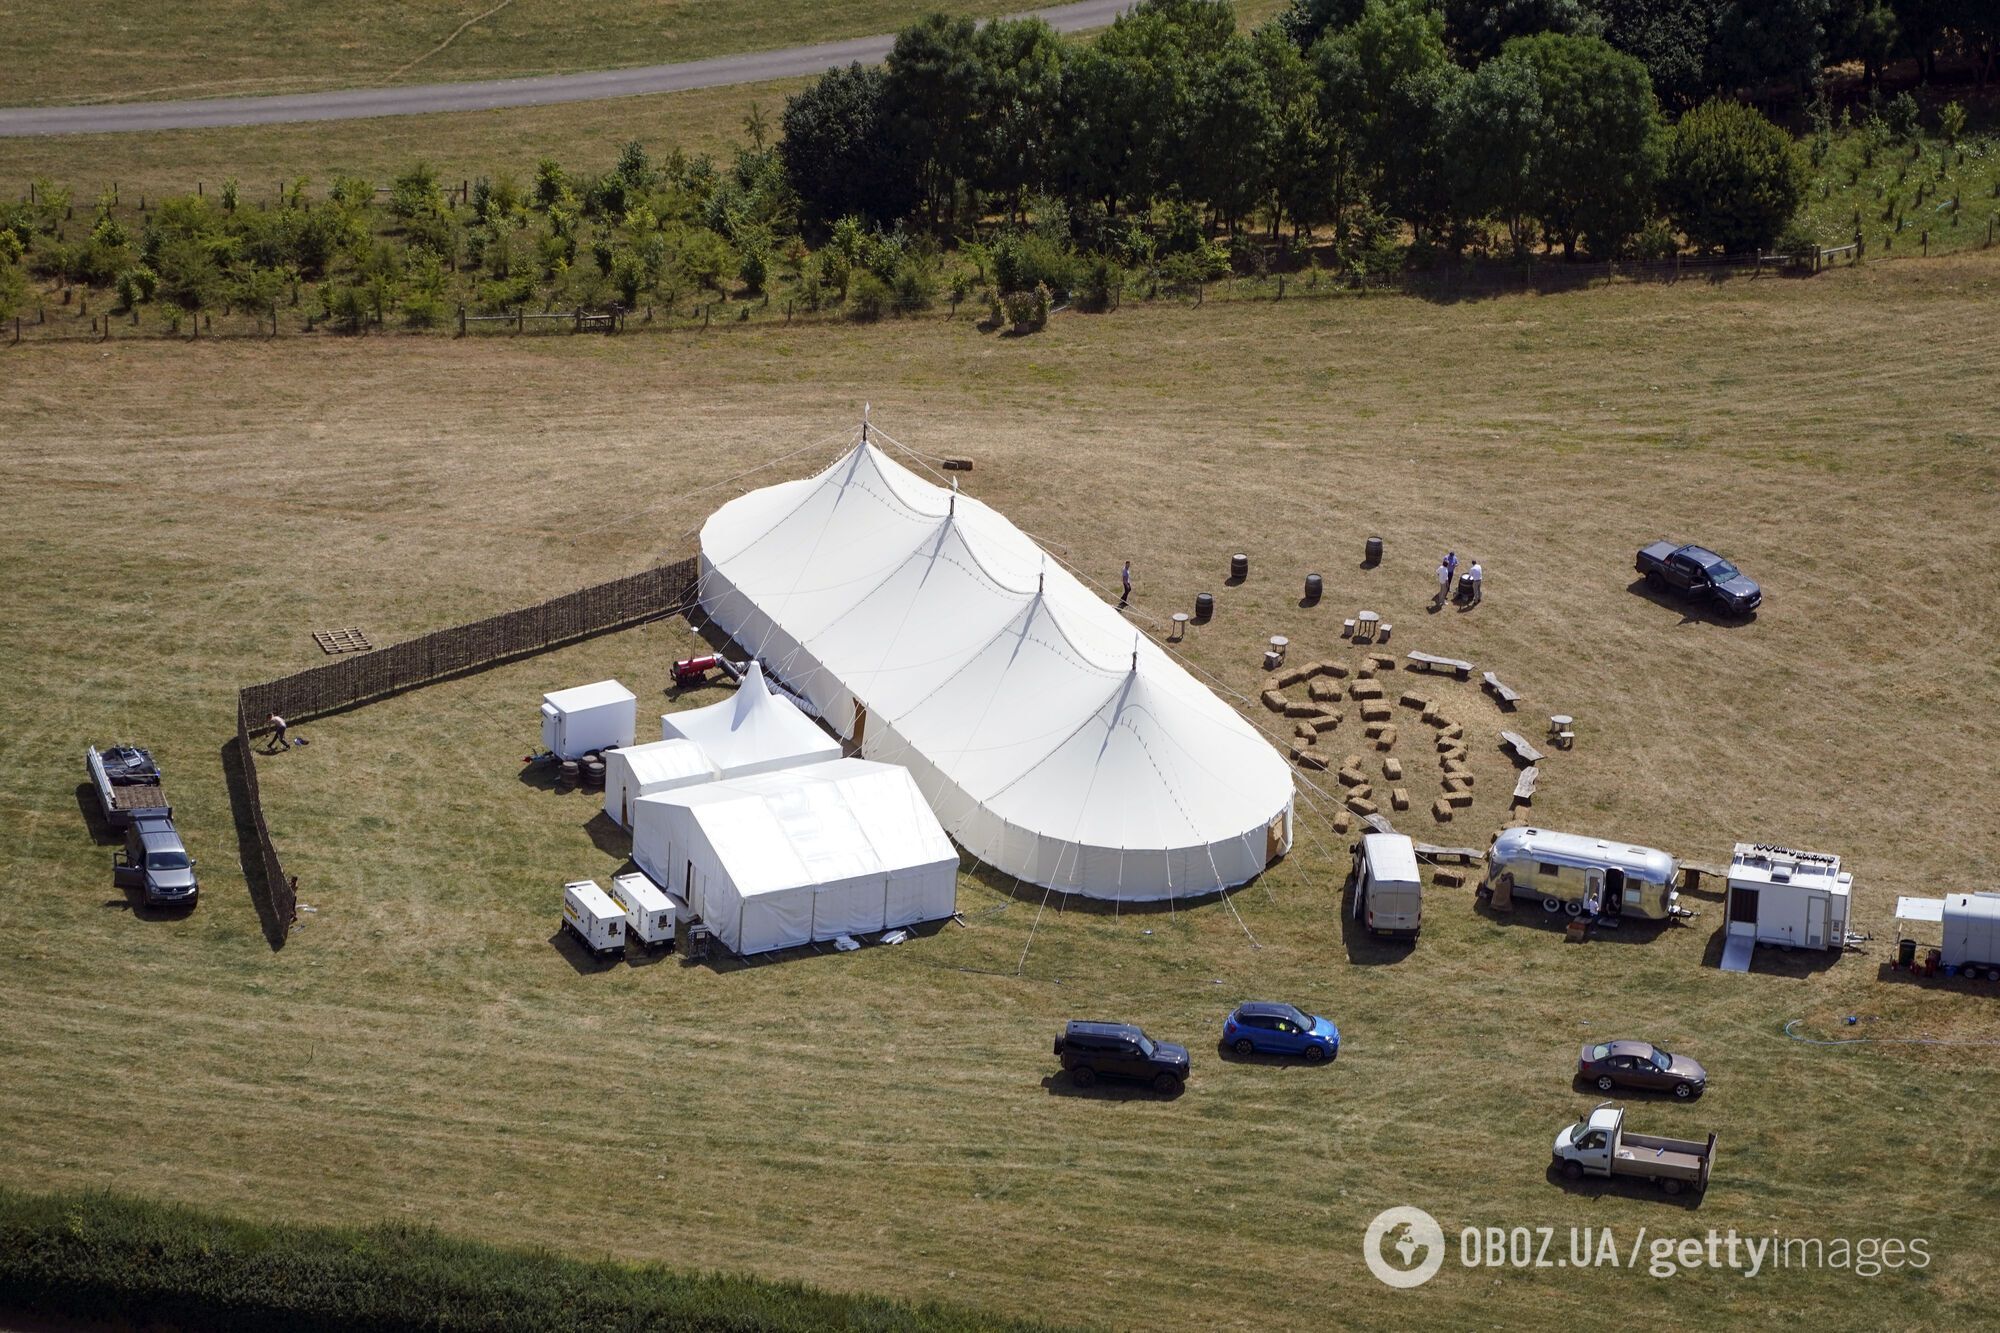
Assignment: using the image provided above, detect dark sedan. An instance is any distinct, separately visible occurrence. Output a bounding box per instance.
[1578,1040,1707,1099]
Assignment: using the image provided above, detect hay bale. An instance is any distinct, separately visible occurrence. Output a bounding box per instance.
[1365,720,1389,738]
[1308,677,1342,702]
[1391,787,1410,810]
[1276,665,1313,689]
[1383,757,1404,781]
[1355,665,1376,680]
[1284,699,1322,718]
[1399,692,1430,710]
[1433,869,1466,888]
[1296,750,1330,771]
[1333,809,1352,833]
[1440,746,1468,764]
[1442,758,1471,778]
[1432,798,1454,823]
[1343,753,1366,772]
[1367,653,1397,672]
[1261,689,1289,713]
[1293,722,1318,741]
[1438,722,1464,740]
[1421,708,1447,727]
[1350,782,1373,802]
[1337,767,1369,787]
[1347,795,1378,817]
[1322,660,1351,678]
[1444,773,1474,793]
[1360,701,1393,722]
[1445,789,1475,808]
[1350,680,1385,700]
[1374,724,1398,750]
[1309,711,1345,733]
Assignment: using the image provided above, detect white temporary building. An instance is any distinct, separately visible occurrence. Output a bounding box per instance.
[697,437,1294,901]
[629,757,958,955]
[660,659,842,779]
[540,679,636,760]
[602,738,716,829]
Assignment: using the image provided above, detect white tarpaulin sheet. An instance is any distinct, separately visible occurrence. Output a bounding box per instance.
[630,758,958,956]
[1896,896,1946,923]
[698,439,1294,901]
[661,659,842,778]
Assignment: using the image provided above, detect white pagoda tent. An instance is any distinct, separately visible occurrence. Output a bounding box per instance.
[660,659,841,779]
[696,436,1293,901]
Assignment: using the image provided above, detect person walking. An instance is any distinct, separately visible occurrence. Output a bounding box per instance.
[1120,560,1133,609]
[267,713,289,751]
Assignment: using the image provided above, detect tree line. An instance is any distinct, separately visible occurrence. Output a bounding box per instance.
[782,0,1993,260]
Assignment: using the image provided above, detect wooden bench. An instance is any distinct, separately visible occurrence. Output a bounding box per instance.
[1511,766,1540,806]
[1406,651,1473,680]
[1414,842,1483,865]
[1499,730,1546,766]
[1481,671,1521,710]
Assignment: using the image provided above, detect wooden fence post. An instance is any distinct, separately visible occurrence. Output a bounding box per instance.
[1922,229,1928,256]
[516,308,524,334]
[272,299,279,336]
[457,304,466,336]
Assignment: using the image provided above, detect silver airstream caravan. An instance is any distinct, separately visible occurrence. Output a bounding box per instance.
[1482,826,1679,920]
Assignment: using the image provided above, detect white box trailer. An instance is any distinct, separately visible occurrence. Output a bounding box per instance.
[611,870,687,950]
[1352,833,1422,936]
[541,680,637,760]
[561,879,627,956]
[1942,893,2000,977]
[1720,843,1851,970]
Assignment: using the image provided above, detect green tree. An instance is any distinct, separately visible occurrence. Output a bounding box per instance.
[1316,0,1466,246]
[1273,0,1368,50]
[779,64,914,232]
[1711,0,1830,92]
[977,18,1065,220]
[1586,0,1722,108]
[1661,98,1805,252]
[1049,44,1150,217]
[1443,0,1597,62]
[884,13,989,230]
[1511,31,1663,257]
[1187,36,1277,230]
[1446,46,1549,252]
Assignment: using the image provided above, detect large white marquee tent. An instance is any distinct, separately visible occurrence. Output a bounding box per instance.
[630,757,959,955]
[602,738,716,829]
[697,436,1294,901]
[659,659,842,778]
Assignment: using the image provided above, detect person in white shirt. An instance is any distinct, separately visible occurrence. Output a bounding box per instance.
[1463,561,1484,607]
[1434,560,1452,608]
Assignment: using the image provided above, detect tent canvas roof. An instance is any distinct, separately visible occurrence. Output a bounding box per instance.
[661,659,842,777]
[697,438,1292,899]
[612,738,716,788]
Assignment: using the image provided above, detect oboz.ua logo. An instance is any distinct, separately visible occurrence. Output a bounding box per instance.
[1363,1206,1446,1289]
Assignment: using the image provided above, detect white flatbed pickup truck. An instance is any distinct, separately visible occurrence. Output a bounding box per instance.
[1552,1102,1715,1197]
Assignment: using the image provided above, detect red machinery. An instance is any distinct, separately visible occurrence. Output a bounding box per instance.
[673,654,720,686]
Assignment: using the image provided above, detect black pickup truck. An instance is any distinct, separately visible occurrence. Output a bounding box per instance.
[1635,542,1762,615]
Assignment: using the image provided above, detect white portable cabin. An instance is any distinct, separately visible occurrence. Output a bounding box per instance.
[561,879,627,956]
[1483,826,1679,920]
[603,739,716,829]
[1721,843,1851,971]
[1899,892,2000,976]
[1352,832,1422,935]
[629,757,958,956]
[541,680,637,760]
[611,870,686,949]
[660,660,841,779]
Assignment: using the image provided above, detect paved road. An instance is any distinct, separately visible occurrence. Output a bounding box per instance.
[0,1,1130,138]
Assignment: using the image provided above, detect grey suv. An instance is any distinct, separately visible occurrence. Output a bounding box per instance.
[1053,1021,1190,1092]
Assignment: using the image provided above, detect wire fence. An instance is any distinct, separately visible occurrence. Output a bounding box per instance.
[232,555,699,945]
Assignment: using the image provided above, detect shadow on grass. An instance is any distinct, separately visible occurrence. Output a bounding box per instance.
[583,810,631,860]
[547,928,623,976]
[1874,961,2000,989]
[73,783,120,846]
[1570,1074,1705,1103]
[1472,892,1677,946]
[517,758,571,792]
[1340,877,1419,965]
[1215,1040,1337,1068]
[1039,1072,1186,1101]
[1698,925,1843,977]
[219,736,287,952]
[1624,577,1759,628]
[1544,1160,1708,1209]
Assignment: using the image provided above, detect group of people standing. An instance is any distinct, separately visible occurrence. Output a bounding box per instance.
[1435,550,1483,609]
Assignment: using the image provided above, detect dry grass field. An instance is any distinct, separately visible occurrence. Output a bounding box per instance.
[1,1,1026,107]
[1,256,1997,1329]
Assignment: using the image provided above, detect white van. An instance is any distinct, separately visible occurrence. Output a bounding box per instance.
[561,879,627,956]
[1484,826,1679,921]
[1353,833,1422,936]
[611,871,686,950]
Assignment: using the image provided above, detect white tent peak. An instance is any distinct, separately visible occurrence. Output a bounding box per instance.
[732,658,772,725]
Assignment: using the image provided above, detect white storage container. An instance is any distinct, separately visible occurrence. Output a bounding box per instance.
[540,680,637,760]
[561,879,627,956]
[612,871,686,949]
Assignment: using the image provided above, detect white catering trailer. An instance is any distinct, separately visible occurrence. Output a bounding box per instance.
[1719,843,1852,972]
[540,680,637,760]
[1894,891,2000,981]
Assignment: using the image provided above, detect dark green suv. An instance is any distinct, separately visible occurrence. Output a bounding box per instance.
[1054,1021,1190,1093]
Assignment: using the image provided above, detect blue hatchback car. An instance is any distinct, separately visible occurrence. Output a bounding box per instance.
[1222,1002,1339,1061]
